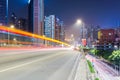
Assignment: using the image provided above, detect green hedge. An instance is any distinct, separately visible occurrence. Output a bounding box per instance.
[95,78,99,80]
[90,49,120,65]
[87,60,95,73]
[109,50,120,65]
[90,49,112,59]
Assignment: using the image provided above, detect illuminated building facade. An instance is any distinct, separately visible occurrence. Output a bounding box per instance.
[44,15,55,39]
[28,0,44,35]
[44,15,65,41]
[0,0,8,25]
[98,29,115,45]
[55,18,65,41]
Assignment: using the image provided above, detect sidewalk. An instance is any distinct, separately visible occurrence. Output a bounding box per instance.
[74,55,90,80]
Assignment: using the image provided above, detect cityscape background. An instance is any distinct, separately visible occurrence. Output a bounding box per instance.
[9,0,120,28]
[0,1,120,80]
[0,0,120,48]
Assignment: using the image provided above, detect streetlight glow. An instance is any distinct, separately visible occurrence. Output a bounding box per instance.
[76,19,82,25]
[10,25,15,29]
[13,38,17,41]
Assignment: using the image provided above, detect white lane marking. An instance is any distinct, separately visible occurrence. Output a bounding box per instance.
[68,53,82,80]
[0,52,65,73]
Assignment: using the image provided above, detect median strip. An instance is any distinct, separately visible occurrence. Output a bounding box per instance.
[87,60,95,73]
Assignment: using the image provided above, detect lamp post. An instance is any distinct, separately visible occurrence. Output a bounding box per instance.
[76,19,90,79]
[13,38,17,45]
[8,25,15,45]
[76,19,85,46]
[32,34,35,46]
[43,35,46,46]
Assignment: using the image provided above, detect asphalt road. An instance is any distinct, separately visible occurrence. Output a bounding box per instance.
[0,48,81,80]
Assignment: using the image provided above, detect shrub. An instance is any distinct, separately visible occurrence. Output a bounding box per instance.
[90,49,102,56]
[109,50,120,65]
[95,78,99,80]
[102,50,113,59]
[90,49,113,59]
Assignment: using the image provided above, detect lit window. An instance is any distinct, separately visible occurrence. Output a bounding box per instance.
[109,33,112,35]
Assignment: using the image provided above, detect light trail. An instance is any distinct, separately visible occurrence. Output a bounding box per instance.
[0,26,70,46]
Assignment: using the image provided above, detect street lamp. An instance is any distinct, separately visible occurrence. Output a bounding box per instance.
[76,19,85,45]
[8,25,15,45]
[13,38,16,41]
[32,34,35,45]
[77,19,82,25]
[76,20,88,78]
[43,35,47,46]
[10,25,15,28]
[13,38,17,45]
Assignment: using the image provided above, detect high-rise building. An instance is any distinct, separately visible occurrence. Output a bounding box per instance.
[59,21,65,42]
[55,18,65,41]
[115,27,120,48]
[0,0,8,25]
[44,15,65,41]
[44,15,55,39]
[28,0,44,35]
[55,18,61,40]
[9,13,17,26]
[17,18,28,31]
[98,29,115,45]
[86,25,100,47]
[115,27,120,39]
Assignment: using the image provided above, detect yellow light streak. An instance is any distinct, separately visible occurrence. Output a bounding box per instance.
[0,26,70,46]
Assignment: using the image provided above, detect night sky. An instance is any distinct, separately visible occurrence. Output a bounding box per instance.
[9,0,28,18]
[9,0,120,28]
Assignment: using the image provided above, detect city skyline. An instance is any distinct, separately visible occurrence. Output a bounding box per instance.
[0,1,120,80]
[9,0,120,28]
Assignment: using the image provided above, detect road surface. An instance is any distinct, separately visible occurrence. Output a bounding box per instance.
[0,48,82,80]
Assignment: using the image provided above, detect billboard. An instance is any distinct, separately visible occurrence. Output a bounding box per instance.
[82,39,87,46]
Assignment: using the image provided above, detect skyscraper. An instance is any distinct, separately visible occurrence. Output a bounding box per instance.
[44,15,65,41]
[28,0,44,35]
[44,15,55,39]
[0,0,8,25]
